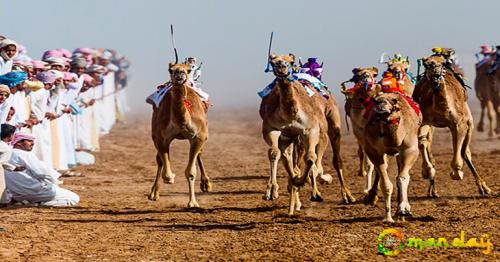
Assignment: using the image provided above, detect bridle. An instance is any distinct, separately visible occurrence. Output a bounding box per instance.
[271,60,295,81]
[424,63,446,92]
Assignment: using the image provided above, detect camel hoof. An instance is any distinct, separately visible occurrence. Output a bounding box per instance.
[162,173,176,184]
[479,183,492,196]
[310,194,324,202]
[148,192,159,201]
[319,174,333,184]
[396,209,413,217]
[384,217,395,223]
[488,131,496,138]
[343,192,356,204]
[187,201,199,208]
[450,170,464,180]
[364,193,378,206]
[477,124,484,132]
[200,181,213,192]
[428,191,439,198]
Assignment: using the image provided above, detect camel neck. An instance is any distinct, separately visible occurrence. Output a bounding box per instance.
[276,79,300,116]
[169,82,191,124]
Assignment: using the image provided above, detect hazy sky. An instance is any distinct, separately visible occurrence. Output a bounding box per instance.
[2,0,499,111]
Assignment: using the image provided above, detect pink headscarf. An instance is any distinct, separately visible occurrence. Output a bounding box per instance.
[74,47,93,55]
[63,72,78,81]
[42,50,63,60]
[56,48,71,58]
[12,133,36,145]
[31,60,47,70]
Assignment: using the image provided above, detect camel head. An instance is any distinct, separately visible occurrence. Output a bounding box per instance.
[373,93,401,125]
[269,53,296,78]
[168,62,191,85]
[388,61,410,81]
[374,93,400,114]
[352,67,378,86]
[422,56,446,83]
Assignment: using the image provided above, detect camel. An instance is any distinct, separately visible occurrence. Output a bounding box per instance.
[495,65,500,136]
[148,62,212,207]
[341,67,381,194]
[260,53,354,215]
[413,55,491,198]
[474,58,499,137]
[387,60,415,96]
[362,92,421,222]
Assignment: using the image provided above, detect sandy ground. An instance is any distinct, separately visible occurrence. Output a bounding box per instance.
[0,108,498,261]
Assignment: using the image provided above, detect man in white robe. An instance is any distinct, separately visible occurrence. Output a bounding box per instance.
[30,71,57,166]
[0,39,18,74]
[4,133,79,206]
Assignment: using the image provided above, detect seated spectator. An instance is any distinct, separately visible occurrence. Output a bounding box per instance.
[0,124,25,204]
[4,133,79,206]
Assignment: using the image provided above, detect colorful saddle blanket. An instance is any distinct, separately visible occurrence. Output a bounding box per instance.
[258,73,329,99]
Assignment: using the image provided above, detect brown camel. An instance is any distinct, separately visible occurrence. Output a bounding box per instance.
[387,60,415,96]
[413,55,491,197]
[474,58,499,137]
[341,67,380,194]
[260,53,354,215]
[362,92,421,222]
[149,62,212,207]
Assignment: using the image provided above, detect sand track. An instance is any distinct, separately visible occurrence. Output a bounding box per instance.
[0,108,498,261]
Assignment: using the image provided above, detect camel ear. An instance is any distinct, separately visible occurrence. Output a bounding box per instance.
[168,62,176,69]
[371,67,379,77]
[269,53,277,60]
[288,53,296,63]
[421,57,429,66]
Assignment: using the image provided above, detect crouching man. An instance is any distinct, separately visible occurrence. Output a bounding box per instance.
[5,133,79,206]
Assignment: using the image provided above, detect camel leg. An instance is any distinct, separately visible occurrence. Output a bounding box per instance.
[396,147,419,218]
[185,138,205,208]
[486,100,497,137]
[159,141,175,184]
[364,170,380,206]
[449,123,467,181]
[292,129,320,187]
[477,100,485,132]
[329,128,356,203]
[368,152,393,222]
[263,130,281,200]
[148,153,163,201]
[287,177,302,215]
[357,146,365,177]
[462,120,492,195]
[282,141,302,212]
[496,105,500,134]
[364,153,375,194]
[359,147,375,194]
[198,151,212,193]
[418,125,438,197]
[309,133,328,202]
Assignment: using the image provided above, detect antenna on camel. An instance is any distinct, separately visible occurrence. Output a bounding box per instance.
[264,32,274,72]
[170,24,179,63]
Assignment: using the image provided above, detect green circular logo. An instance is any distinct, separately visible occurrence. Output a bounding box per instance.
[378,228,405,256]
